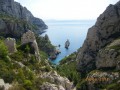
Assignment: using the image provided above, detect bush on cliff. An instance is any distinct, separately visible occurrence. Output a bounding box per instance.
[56,52,81,85]
[0,40,8,59]
[36,35,55,55]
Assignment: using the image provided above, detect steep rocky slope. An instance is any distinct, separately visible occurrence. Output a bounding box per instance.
[0,31,74,90]
[0,0,47,38]
[77,1,120,73]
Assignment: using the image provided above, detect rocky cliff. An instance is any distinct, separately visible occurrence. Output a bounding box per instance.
[0,0,47,38]
[76,1,120,73]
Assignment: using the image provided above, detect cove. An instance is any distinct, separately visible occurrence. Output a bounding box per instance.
[42,20,95,64]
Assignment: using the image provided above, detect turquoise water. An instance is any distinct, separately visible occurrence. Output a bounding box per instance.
[42,20,95,64]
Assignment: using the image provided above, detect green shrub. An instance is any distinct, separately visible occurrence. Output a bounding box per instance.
[23,80,32,90]
[106,83,120,90]
[18,43,35,54]
[10,51,24,62]
[0,40,8,59]
[0,60,15,83]
[36,35,55,55]
[109,45,120,50]
[56,52,81,85]
[8,82,25,90]
[76,79,87,90]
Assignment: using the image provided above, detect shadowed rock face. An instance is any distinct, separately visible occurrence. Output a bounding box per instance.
[0,0,47,38]
[76,1,120,73]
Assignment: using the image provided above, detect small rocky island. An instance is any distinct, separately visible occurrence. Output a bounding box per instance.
[65,39,70,49]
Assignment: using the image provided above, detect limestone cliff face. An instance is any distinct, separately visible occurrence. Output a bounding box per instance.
[77,1,120,72]
[0,0,47,38]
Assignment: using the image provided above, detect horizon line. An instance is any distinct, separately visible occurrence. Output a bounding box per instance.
[44,19,96,21]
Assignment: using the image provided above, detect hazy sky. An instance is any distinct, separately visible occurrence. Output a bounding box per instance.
[15,0,119,20]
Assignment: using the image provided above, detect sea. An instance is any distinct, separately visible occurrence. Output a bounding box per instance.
[42,20,96,64]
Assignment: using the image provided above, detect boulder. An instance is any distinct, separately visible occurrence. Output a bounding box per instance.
[4,38,17,54]
[0,79,11,90]
[40,71,74,90]
[0,79,4,90]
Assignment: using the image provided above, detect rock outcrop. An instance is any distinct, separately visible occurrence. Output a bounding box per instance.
[0,0,47,38]
[40,71,74,90]
[85,71,120,90]
[4,38,17,53]
[76,1,120,72]
[0,79,11,90]
[40,82,65,90]
[96,38,120,69]
[21,30,40,61]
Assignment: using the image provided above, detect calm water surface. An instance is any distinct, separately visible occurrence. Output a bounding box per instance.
[42,20,95,64]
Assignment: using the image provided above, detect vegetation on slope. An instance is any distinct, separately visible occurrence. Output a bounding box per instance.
[55,49,120,90]
[55,52,82,88]
[36,34,55,55]
[0,38,52,90]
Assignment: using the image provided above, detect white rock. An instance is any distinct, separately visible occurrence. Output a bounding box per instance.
[4,38,17,54]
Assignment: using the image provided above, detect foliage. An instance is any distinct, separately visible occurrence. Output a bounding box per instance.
[0,60,15,83]
[36,35,55,55]
[59,52,76,65]
[106,83,120,90]
[109,45,120,50]
[40,51,48,61]
[10,51,24,62]
[76,79,87,90]
[56,52,81,85]
[17,43,35,54]
[0,37,55,90]
[9,83,26,90]
[0,40,8,59]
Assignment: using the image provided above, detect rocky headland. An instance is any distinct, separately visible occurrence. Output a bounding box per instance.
[0,0,47,38]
